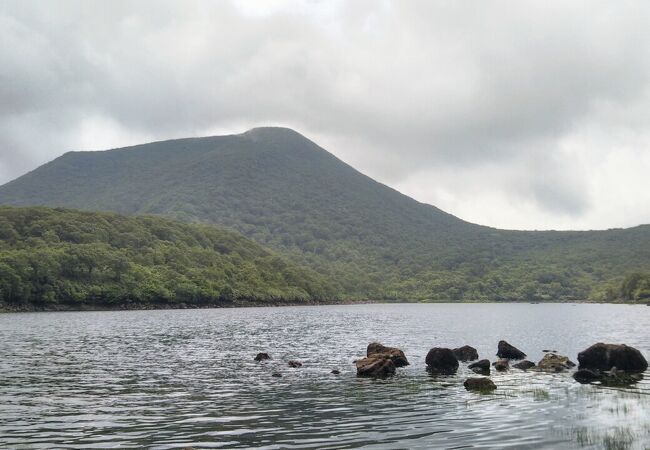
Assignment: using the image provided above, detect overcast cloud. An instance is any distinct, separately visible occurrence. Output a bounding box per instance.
[1,0,650,230]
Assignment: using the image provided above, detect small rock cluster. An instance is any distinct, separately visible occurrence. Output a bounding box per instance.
[254,341,647,390]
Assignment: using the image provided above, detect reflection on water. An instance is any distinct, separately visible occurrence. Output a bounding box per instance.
[0,303,649,449]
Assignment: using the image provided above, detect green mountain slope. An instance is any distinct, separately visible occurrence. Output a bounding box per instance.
[1,127,649,302]
[0,206,336,310]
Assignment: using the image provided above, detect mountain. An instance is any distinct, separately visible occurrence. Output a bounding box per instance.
[0,206,336,310]
[1,127,649,302]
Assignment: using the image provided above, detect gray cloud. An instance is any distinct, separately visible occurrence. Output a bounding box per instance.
[1,0,649,229]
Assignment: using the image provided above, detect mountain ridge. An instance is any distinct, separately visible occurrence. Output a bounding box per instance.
[1,127,649,302]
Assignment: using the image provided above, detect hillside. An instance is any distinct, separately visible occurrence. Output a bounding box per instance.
[0,206,336,310]
[1,127,649,302]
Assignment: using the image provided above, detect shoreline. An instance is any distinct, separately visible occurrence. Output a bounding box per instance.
[0,298,644,314]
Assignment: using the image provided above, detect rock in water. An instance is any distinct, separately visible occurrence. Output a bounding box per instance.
[356,355,396,378]
[577,343,648,373]
[271,372,282,378]
[536,353,575,372]
[254,352,271,362]
[469,359,491,375]
[425,348,459,374]
[573,369,602,384]
[513,360,536,370]
[464,377,497,392]
[493,358,509,371]
[367,342,409,367]
[331,369,341,375]
[453,345,479,362]
[288,360,303,368]
[496,340,527,359]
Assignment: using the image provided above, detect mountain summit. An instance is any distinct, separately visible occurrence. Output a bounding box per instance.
[0,128,648,301]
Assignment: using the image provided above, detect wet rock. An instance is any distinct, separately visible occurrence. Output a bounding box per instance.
[493,358,509,371]
[573,369,602,384]
[599,368,644,387]
[453,345,479,362]
[468,359,490,375]
[577,343,648,373]
[496,340,526,360]
[425,347,459,374]
[536,353,575,372]
[464,377,497,392]
[356,355,396,378]
[513,360,536,370]
[271,372,282,378]
[367,342,409,367]
[254,352,271,362]
[331,369,341,375]
[288,360,303,368]
[542,349,558,353]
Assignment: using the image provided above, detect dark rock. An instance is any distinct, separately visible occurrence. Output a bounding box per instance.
[453,345,479,362]
[599,368,644,387]
[513,360,536,370]
[543,349,558,353]
[254,352,271,362]
[425,347,459,374]
[493,358,509,371]
[271,372,282,378]
[331,369,341,375]
[356,355,396,378]
[367,342,409,367]
[573,369,602,384]
[536,353,575,372]
[468,359,490,371]
[288,360,303,368]
[577,343,648,373]
[464,377,497,392]
[496,340,526,359]
[471,366,490,375]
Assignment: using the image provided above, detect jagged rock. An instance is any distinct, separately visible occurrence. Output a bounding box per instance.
[536,353,575,372]
[331,369,341,375]
[356,355,396,378]
[453,345,479,362]
[513,360,536,370]
[367,342,409,367]
[578,343,648,373]
[288,360,303,368]
[493,358,509,371]
[425,347,459,374]
[496,340,526,359]
[464,377,497,392]
[254,352,271,362]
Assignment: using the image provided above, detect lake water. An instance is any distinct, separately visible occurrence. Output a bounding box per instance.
[1,303,649,449]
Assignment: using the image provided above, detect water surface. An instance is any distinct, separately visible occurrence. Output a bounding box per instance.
[1,303,649,449]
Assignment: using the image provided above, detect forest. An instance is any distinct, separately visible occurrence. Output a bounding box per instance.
[0,206,337,310]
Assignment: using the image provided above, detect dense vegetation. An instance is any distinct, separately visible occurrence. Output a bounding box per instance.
[1,127,649,303]
[0,206,336,310]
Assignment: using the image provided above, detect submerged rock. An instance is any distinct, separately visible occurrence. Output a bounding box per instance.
[513,360,536,370]
[288,360,303,368]
[573,369,602,384]
[468,359,490,375]
[356,355,396,378]
[464,377,497,392]
[453,345,479,362]
[331,369,341,375]
[271,372,282,378]
[367,342,409,367]
[254,352,271,362]
[496,340,527,360]
[577,343,648,373]
[493,358,509,371]
[425,347,459,374]
[536,353,575,372]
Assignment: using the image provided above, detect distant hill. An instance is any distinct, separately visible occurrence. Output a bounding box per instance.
[0,206,336,310]
[1,127,649,302]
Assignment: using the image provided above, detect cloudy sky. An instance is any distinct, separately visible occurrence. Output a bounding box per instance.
[2,0,650,230]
